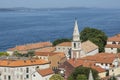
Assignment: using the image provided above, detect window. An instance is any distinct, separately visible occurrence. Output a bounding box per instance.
[26,74,29,78]
[8,75,11,80]
[20,68,23,72]
[106,64,107,66]
[4,75,6,80]
[112,41,116,44]
[112,69,114,72]
[26,68,29,73]
[36,66,39,69]
[111,48,113,50]
[4,68,6,72]
[33,74,35,77]
[118,42,120,44]
[74,43,76,48]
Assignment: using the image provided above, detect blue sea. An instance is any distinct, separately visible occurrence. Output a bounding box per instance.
[0,8,120,51]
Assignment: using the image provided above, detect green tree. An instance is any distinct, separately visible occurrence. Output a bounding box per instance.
[50,74,64,80]
[0,52,9,56]
[68,66,99,80]
[80,27,107,52]
[117,48,120,53]
[109,76,117,80]
[27,50,35,57]
[53,38,71,46]
[77,75,87,80]
[13,51,22,57]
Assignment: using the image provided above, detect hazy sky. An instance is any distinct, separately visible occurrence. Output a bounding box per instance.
[0,0,120,8]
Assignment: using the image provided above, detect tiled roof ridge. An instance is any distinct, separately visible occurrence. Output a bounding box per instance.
[37,68,54,76]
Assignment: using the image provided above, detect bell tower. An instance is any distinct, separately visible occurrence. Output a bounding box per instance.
[71,19,81,59]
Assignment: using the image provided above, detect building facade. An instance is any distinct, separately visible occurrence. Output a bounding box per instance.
[0,58,50,80]
[105,34,120,53]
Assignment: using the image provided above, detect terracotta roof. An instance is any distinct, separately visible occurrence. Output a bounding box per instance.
[57,42,71,46]
[105,44,120,48]
[67,59,84,67]
[56,40,98,53]
[108,34,120,42]
[0,59,49,67]
[91,66,105,73]
[82,53,116,64]
[37,68,54,77]
[35,52,65,56]
[81,40,98,53]
[8,42,52,51]
[67,59,105,73]
[35,47,55,52]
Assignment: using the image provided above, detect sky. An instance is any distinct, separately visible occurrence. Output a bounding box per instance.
[0,0,120,9]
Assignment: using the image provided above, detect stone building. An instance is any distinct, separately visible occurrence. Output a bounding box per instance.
[105,34,120,53]
[55,20,98,59]
[0,57,51,80]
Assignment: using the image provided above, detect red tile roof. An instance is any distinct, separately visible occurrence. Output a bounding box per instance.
[37,68,54,77]
[35,47,55,52]
[67,59,84,67]
[35,52,65,57]
[82,53,116,64]
[57,42,71,46]
[67,59,105,73]
[108,34,120,42]
[105,44,120,48]
[8,42,52,51]
[0,59,49,67]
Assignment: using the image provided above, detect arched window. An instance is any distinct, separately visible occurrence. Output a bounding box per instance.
[112,41,116,44]
[74,43,76,48]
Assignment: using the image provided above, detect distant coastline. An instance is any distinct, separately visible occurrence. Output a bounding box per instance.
[0,7,120,12]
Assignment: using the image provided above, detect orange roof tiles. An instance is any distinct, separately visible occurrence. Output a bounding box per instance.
[105,44,120,48]
[67,59,84,67]
[0,59,49,67]
[35,47,55,52]
[37,68,54,76]
[108,34,120,42]
[67,59,105,73]
[91,66,105,73]
[8,42,52,51]
[35,52,65,56]
[57,42,71,46]
[82,53,116,63]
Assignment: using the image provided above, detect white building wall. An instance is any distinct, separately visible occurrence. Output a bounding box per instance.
[32,71,53,80]
[86,49,98,56]
[55,46,71,59]
[109,66,120,76]
[95,63,110,70]
[0,64,50,80]
[105,48,117,53]
[6,51,14,56]
[107,41,112,44]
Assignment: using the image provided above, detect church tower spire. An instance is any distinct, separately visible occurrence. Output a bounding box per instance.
[73,19,80,41]
[71,19,81,59]
[88,70,94,80]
